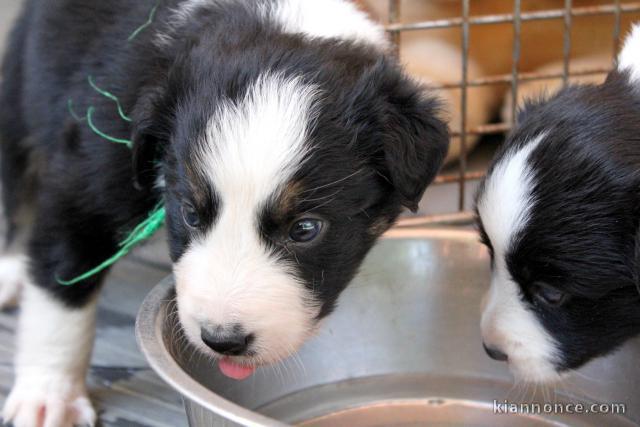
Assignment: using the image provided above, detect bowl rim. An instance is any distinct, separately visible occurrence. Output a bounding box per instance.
[135,275,289,426]
[134,228,480,426]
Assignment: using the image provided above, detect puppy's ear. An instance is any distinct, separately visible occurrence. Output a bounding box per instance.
[130,86,169,189]
[354,60,449,212]
[514,92,556,126]
[516,98,540,125]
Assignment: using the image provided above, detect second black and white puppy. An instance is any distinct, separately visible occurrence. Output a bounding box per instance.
[0,0,448,425]
[475,25,640,383]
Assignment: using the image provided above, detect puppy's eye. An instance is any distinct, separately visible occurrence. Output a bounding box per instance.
[533,283,567,306]
[289,219,323,243]
[181,203,201,228]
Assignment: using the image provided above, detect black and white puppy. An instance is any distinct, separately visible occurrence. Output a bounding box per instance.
[475,25,640,383]
[0,0,448,425]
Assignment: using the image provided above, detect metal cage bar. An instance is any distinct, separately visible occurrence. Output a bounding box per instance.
[388,0,401,54]
[563,0,573,87]
[614,0,623,62]
[386,3,640,32]
[458,0,470,210]
[385,0,638,226]
[510,0,522,127]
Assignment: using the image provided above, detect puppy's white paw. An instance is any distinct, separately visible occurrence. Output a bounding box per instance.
[3,377,96,427]
[0,255,28,308]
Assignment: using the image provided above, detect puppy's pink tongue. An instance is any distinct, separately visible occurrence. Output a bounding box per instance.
[218,358,255,380]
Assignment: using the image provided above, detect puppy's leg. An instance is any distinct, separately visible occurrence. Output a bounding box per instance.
[3,211,115,427]
[3,284,97,427]
[0,152,35,310]
[0,211,35,309]
[0,255,27,308]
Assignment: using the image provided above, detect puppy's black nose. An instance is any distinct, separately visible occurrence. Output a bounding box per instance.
[201,328,253,356]
[483,343,508,362]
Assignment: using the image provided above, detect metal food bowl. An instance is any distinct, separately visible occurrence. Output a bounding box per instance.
[136,229,640,426]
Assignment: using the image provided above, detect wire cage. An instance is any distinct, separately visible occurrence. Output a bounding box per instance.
[386,0,640,228]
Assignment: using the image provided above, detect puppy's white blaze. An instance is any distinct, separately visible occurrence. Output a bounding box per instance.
[478,134,561,383]
[263,0,388,47]
[175,73,320,364]
[199,73,318,199]
[618,24,640,83]
[478,134,544,255]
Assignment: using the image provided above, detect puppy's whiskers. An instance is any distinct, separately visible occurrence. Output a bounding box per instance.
[300,194,340,214]
[297,187,343,205]
[300,169,364,195]
[282,243,301,266]
[567,368,605,384]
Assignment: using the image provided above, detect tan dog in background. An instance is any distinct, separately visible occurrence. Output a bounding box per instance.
[360,0,640,162]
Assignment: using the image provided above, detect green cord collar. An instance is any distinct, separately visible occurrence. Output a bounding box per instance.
[57,204,166,286]
[56,1,164,286]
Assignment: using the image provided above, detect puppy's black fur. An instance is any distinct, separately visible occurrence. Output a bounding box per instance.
[0,0,448,321]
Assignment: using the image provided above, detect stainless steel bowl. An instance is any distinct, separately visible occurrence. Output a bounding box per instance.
[136,229,640,426]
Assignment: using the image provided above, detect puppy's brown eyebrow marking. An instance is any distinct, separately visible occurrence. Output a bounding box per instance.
[275,180,304,218]
[182,151,216,205]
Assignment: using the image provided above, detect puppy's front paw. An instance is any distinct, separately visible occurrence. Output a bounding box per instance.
[3,377,96,427]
